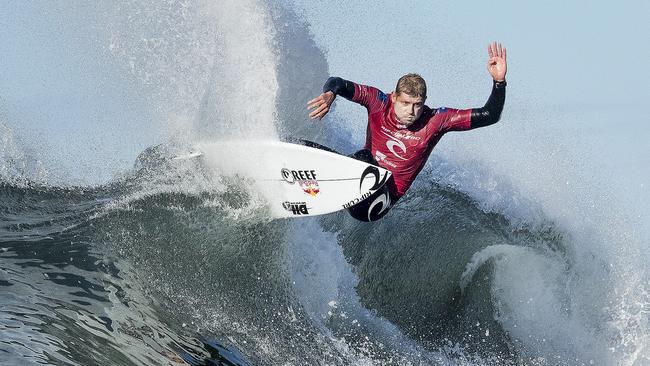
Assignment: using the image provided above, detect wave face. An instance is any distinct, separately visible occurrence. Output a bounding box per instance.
[1,1,648,366]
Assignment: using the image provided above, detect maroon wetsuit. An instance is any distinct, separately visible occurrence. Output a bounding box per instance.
[352,83,472,199]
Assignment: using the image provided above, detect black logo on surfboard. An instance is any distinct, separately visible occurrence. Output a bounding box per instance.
[282,201,309,215]
[343,166,392,222]
[359,165,388,191]
[281,169,317,184]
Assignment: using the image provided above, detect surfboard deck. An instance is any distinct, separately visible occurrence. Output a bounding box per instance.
[195,140,391,218]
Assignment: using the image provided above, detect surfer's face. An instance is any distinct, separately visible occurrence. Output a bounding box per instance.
[392,92,425,126]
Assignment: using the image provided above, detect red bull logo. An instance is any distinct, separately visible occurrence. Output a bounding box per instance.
[299,180,320,197]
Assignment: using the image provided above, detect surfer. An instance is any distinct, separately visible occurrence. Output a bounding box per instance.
[307,42,507,221]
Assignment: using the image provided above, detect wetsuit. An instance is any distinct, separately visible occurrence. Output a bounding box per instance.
[323,77,506,221]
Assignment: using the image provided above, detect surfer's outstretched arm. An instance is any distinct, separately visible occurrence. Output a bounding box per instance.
[308,77,356,120]
[470,42,508,129]
[470,80,506,128]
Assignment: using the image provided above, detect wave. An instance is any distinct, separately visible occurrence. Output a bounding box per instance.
[3,133,644,364]
[2,0,648,365]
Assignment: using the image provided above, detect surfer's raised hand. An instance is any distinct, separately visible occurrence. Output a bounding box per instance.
[487,42,507,82]
[308,91,336,120]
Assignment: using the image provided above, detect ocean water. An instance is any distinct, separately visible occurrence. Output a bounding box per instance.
[1,1,648,365]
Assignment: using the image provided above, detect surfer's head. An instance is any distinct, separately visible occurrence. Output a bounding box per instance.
[392,73,426,126]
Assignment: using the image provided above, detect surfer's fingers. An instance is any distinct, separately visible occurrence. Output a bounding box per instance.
[317,108,330,119]
[307,95,327,110]
[309,103,329,119]
[307,99,320,109]
[307,94,325,106]
[312,103,329,113]
[307,102,323,112]
[308,105,323,118]
[307,96,320,105]
[310,110,327,120]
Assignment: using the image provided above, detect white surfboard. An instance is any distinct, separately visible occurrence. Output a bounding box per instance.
[195,140,391,218]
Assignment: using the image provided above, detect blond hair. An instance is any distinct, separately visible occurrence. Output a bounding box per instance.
[395,73,427,98]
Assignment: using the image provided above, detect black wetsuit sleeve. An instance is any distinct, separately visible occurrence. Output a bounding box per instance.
[470,80,507,128]
[323,77,355,100]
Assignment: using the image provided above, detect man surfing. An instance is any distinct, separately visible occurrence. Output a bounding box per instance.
[307,42,507,222]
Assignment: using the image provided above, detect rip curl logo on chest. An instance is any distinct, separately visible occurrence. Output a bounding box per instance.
[393,131,421,141]
[380,126,422,141]
[380,130,408,160]
[377,126,427,161]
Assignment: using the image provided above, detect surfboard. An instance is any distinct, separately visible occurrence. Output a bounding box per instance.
[195,140,391,219]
